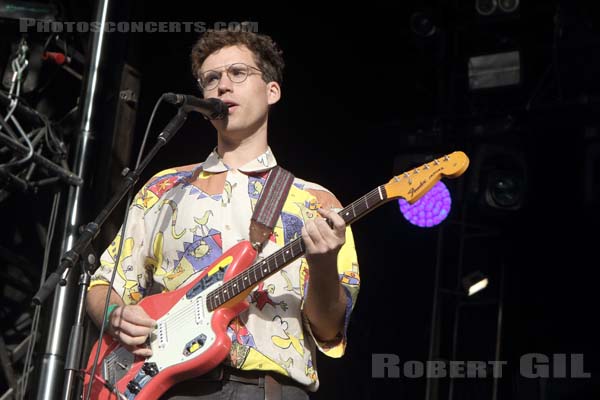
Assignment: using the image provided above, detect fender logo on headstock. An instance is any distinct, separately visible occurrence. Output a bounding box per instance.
[408,180,427,199]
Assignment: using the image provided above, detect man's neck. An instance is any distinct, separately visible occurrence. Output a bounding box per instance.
[217,127,268,170]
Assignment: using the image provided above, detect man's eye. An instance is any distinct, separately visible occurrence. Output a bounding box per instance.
[204,72,220,83]
[230,67,246,77]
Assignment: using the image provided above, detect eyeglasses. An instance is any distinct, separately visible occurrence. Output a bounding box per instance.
[197,63,263,91]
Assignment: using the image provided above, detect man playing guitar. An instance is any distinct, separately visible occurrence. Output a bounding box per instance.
[85,26,360,400]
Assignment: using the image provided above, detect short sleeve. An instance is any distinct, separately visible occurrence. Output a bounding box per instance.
[302,188,360,358]
[89,201,149,305]
[88,170,174,304]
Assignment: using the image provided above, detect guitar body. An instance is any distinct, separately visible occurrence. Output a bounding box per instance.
[84,241,258,400]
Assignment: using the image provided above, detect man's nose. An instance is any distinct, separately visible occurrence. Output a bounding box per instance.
[217,73,234,94]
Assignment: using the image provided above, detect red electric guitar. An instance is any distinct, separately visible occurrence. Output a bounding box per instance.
[84,151,470,399]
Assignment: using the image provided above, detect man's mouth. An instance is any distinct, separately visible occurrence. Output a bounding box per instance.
[223,100,239,108]
[222,101,239,114]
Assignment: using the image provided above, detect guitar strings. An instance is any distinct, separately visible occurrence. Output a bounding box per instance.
[206,186,385,307]
[154,244,306,332]
[154,248,296,326]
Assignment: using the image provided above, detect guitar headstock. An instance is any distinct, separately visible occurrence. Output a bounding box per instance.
[384,151,469,204]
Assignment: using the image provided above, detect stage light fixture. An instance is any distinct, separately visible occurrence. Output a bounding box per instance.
[498,0,519,13]
[484,169,524,210]
[398,181,452,228]
[468,143,527,212]
[462,271,489,296]
[468,51,521,90]
[410,11,438,38]
[476,0,519,16]
[475,0,497,16]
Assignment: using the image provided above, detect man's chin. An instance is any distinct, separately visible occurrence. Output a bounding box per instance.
[214,115,263,137]
[219,123,251,137]
[211,118,239,132]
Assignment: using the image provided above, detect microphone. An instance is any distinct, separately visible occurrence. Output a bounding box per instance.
[163,93,228,120]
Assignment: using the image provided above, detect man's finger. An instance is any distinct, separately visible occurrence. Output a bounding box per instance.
[121,306,157,328]
[112,318,154,338]
[317,208,345,232]
[302,226,316,251]
[304,220,325,244]
[131,346,153,357]
[116,330,148,346]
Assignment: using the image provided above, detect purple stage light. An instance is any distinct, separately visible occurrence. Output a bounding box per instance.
[398,181,451,227]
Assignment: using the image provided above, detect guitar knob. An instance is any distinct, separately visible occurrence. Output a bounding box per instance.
[142,362,159,377]
[127,381,142,394]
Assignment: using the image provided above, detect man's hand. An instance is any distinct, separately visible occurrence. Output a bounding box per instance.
[302,208,346,268]
[302,207,348,342]
[107,305,156,357]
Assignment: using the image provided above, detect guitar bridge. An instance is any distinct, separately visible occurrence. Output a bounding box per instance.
[102,347,134,384]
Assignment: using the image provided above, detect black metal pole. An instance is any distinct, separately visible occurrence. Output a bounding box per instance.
[425,225,444,400]
[61,253,94,400]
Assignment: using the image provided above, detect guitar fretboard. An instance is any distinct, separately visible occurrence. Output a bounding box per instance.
[206,185,388,311]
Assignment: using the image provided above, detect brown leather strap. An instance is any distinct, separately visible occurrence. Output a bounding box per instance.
[247,167,293,398]
[249,220,273,252]
[249,166,294,251]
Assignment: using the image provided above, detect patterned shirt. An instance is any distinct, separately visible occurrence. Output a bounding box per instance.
[90,147,360,391]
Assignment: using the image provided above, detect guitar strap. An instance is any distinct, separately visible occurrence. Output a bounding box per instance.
[249,165,294,252]
[247,165,294,400]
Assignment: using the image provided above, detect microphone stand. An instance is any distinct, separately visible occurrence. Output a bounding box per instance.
[31,108,188,400]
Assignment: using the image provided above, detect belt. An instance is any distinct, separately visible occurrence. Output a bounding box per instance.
[197,365,306,400]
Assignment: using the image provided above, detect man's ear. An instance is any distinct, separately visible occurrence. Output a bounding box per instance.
[266,81,281,105]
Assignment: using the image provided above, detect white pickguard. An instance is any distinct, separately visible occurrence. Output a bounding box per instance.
[147,280,223,370]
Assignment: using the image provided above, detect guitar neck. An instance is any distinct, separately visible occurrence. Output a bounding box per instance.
[337,185,389,225]
[206,186,388,311]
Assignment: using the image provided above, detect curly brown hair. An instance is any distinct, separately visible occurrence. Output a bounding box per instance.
[190,27,285,87]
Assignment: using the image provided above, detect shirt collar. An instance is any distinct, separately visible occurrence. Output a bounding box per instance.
[201,147,278,173]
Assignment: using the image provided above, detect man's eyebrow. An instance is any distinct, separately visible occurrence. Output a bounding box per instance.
[200,63,232,72]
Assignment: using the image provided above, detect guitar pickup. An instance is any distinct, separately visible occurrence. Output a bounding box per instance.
[194,296,205,324]
[183,334,207,356]
[157,321,168,349]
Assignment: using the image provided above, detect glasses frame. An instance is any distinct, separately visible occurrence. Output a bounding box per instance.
[197,62,263,91]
